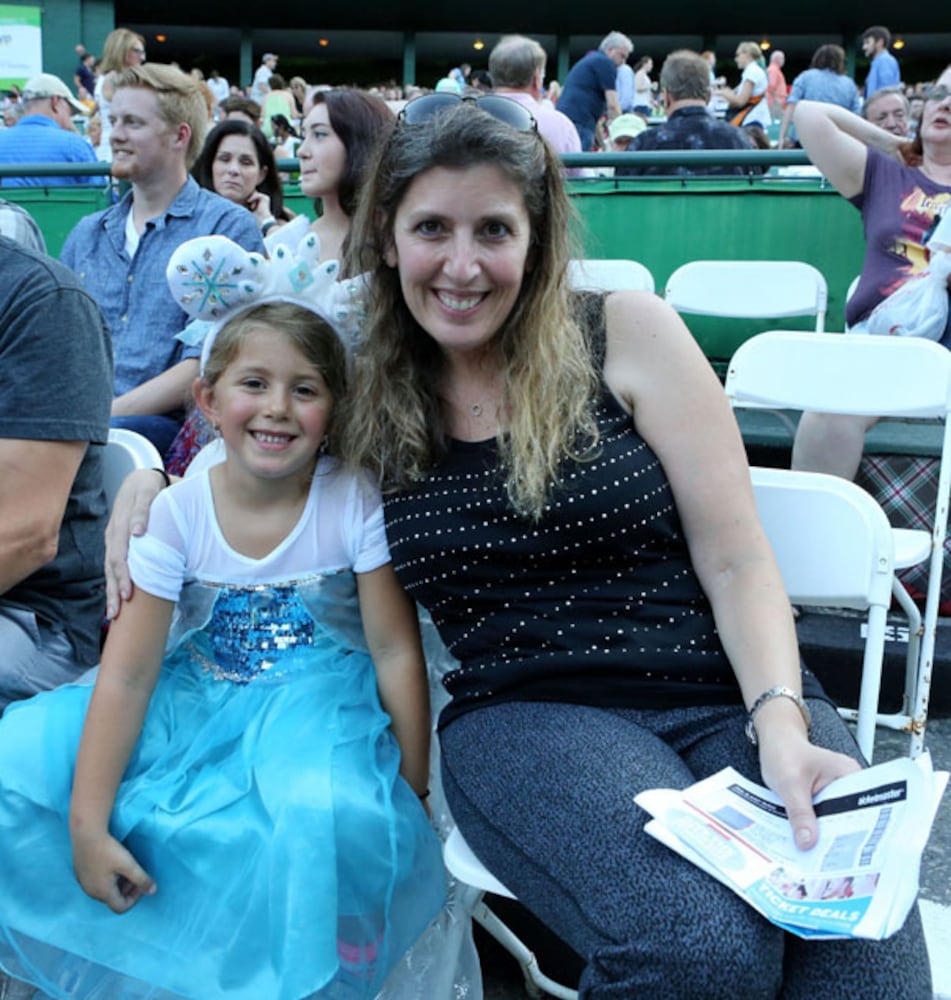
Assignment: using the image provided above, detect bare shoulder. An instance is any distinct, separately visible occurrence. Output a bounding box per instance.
[602,290,720,412]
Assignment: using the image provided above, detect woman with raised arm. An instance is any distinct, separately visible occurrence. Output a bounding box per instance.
[792,68,951,478]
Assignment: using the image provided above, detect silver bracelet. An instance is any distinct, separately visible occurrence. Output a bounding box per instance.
[745,685,812,746]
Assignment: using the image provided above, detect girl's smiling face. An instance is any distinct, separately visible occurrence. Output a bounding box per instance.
[199,324,334,483]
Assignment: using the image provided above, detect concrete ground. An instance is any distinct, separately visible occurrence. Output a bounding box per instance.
[479,717,951,1000]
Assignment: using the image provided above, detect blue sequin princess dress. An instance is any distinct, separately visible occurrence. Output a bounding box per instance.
[0,462,445,1000]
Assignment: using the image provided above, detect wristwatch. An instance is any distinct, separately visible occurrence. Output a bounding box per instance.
[745,686,812,746]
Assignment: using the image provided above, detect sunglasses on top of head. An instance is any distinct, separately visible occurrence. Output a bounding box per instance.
[398,93,538,133]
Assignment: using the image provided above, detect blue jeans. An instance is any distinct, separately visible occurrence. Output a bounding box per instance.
[575,124,595,152]
[0,604,91,715]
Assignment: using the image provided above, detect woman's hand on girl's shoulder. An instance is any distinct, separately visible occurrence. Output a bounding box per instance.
[105,468,171,620]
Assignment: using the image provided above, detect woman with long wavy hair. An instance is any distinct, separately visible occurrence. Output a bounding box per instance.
[340,97,932,996]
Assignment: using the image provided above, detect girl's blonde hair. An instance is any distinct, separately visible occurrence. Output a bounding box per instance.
[341,103,600,519]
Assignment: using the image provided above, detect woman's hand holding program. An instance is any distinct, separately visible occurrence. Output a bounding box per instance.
[757,730,861,851]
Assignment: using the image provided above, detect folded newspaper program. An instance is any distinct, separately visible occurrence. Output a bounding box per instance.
[635,754,948,940]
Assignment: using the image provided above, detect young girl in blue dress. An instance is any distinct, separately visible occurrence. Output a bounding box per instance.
[0,235,445,1000]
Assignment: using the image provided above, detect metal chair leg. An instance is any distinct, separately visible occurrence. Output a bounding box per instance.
[470,898,579,1000]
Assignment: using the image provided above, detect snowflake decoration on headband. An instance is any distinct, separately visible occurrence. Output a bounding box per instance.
[167,232,368,374]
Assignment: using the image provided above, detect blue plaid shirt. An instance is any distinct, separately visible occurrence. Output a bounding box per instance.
[61,177,264,398]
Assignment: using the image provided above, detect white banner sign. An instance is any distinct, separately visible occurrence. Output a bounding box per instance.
[0,5,42,90]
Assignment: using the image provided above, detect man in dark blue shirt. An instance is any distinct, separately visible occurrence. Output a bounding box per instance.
[616,50,755,177]
[557,31,633,151]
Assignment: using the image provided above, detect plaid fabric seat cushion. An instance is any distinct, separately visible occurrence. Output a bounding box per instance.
[856,454,951,606]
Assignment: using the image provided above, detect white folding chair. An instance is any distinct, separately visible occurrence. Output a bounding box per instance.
[665,260,828,332]
[750,467,896,761]
[726,331,951,758]
[568,258,655,294]
[845,275,860,304]
[444,826,579,999]
[104,428,163,511]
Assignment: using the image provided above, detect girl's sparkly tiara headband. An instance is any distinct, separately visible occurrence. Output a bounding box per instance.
[166,231,368,374]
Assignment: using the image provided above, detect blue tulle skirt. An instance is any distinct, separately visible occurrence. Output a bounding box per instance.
[0,575,445,999]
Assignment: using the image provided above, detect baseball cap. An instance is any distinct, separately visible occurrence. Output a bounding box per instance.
[22,73,87,115]
[263,53,278,62]
[609,113,648,142]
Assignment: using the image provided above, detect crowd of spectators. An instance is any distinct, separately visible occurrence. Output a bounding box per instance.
[0,21,941,175]
[0,20,941,654]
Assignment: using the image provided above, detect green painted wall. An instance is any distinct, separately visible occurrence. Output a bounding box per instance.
[2,184,111,252]
[5,176,866,373]
[0,0,116,89]
[565,177,865,367]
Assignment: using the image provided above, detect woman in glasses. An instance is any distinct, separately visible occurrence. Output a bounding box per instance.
[791,68,951,479]
[338,97,932,996]
[93,28,146,162]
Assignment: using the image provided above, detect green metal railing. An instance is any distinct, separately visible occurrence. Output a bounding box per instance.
[0,148,816,180]
[1,149,862,367]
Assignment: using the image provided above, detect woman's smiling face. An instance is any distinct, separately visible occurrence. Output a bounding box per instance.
[387,163,532,362]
